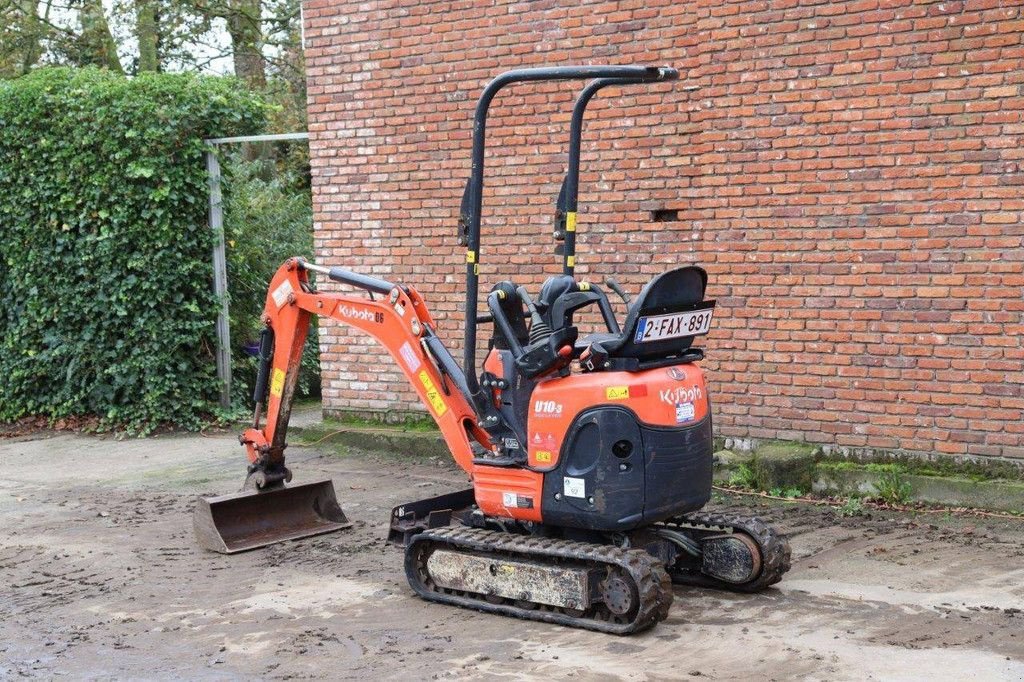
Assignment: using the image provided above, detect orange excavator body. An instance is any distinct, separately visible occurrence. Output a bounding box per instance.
[194,65,790,634]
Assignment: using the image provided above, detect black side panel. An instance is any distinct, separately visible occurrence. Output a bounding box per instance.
[641,415,713,523]
[541,407,645,531]
[540,408,714,532]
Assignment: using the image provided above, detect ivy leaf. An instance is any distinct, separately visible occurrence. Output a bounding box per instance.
[126,163,155,179]
[0,67,267,432]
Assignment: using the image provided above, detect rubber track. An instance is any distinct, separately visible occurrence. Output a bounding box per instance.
[657,511,792,593]
[405,526,672,635]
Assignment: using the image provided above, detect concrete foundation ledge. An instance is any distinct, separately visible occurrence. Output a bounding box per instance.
[715,443,1024,514]
[298,419,1024,514]
[295,420,450,459]
[812,464,1024,514]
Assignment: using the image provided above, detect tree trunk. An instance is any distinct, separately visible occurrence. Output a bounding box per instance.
[79,0,124,73]
[18,0,44,74]
[136,0,160,72]
[227,0,265,89]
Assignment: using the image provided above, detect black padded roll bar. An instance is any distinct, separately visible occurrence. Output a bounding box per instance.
[461,66,678,396]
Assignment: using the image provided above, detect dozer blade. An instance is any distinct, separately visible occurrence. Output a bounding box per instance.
[193,479,351,554]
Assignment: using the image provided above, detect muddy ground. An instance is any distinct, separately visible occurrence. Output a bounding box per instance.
[2,425,1023,681]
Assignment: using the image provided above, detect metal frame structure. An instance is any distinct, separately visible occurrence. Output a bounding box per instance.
[204,132,310,407]
[456,65,678,398]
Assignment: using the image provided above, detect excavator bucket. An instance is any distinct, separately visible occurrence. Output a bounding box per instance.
[193,479,351,554]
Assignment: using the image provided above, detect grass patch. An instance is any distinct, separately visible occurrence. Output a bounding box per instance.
[768,487,805,500]
[875,471,912,505]
[836,496,866,517]
[817,456,1021,483]
[728,462,759,489]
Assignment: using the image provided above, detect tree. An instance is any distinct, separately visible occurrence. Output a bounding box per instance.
[77,0,124,72]
[136,0,159,72]
[0,0,306,123]
[224,0,264,88]
[0,0,56,76]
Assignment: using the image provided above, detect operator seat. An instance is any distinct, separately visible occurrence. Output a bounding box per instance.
[537,275,579,330]
[580,265,711,372]
[488,281,529,350]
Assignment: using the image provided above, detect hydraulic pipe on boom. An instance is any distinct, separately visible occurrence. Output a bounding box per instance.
[240,258,490,481]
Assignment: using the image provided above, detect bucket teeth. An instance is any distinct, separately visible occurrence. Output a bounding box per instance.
[193,478,351,554]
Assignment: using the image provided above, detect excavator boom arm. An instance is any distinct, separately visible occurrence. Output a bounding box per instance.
[241,258,489,481]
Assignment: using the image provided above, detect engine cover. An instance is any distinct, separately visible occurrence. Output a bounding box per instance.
[528,365,713,531]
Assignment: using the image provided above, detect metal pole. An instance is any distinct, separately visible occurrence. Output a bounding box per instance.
[206,149,232,409]
[562,77,663,276]
[205,132,310,145]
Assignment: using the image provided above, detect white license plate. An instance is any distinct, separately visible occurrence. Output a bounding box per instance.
[634,308,714,343]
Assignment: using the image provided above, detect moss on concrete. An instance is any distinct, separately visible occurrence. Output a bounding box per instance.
[814,462,1024,513]
[295,418,448,460]
[321,408,440,431]
[751,441,816,492]
[817,456,1023,483]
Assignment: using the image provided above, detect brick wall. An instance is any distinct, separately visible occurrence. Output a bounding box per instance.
[303,0,1023,461]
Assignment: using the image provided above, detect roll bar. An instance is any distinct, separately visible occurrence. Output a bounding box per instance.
[558,76,674,275]
[460,66,679,396]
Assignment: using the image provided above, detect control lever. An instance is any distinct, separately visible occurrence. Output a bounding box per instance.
[605,277,632,306]
[516,286,552,344]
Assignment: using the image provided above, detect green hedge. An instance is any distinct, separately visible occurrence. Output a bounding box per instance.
[224,154,320,405]
[0,67,265,431]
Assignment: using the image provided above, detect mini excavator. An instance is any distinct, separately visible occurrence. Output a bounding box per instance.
[195,66,791,634]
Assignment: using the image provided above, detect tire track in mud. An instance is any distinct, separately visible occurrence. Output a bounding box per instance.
[2,544,135,615]
[4,435,1024,680]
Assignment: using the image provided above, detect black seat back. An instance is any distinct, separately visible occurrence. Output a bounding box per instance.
[537,275,578,329]
[489,281,529,350]
[605,266,710,361]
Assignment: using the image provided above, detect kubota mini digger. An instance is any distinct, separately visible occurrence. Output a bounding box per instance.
[195,66,791,634]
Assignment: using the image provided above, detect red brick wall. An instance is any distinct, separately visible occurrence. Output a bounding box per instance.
[303,0,1024,461]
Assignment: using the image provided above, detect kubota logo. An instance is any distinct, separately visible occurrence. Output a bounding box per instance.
[659,385,703,405]
[339,305,383,323]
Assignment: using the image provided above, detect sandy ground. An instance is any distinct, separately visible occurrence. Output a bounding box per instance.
[2,425,1023,681]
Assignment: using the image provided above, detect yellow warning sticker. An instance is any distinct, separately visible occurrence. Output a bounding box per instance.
[566,212,577,232]
[535,450,552,463]
[466,250,476,263]
[269,368,286,398]
[566,255,576,268]
[606,386,630,400]
[418,370,448,417]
